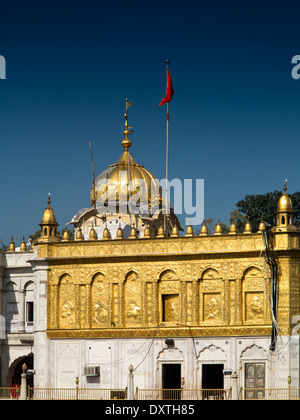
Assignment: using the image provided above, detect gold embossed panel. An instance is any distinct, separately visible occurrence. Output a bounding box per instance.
[199,269,224,324]
[245,292,264,322]
[91,273,109,327]
[163,294,180,323]
[124,271,141,327]
[59,274,75,329]
[242,267,269,324]
[203,293,222,322]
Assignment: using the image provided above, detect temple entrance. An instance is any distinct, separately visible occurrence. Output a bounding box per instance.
[8,354,34,388]
[202,364,224,399]
[162,363,181,400]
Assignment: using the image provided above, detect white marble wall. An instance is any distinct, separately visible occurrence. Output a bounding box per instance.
[42,335,296,390]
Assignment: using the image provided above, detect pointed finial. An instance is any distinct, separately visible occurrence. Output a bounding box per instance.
[122,99,133,150]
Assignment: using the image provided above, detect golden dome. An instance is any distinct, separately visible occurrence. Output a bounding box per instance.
[277,183,293,212]
[41,195,57,225]
[90,104,162,213]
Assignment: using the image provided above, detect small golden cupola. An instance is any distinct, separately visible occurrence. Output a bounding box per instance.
[39,194,59,242]
[274,181,298,232]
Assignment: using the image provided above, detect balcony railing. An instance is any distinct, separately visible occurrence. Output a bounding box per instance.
[136,388,231,400]
[27,387,127,400]
[240,387,300,400]
[0,387,20,399]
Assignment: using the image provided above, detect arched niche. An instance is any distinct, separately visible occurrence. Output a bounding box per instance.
[198,268,224,325]
[58,274,75,329]
[158,269,181,324]
[124,271,141,327]
[91,273,109,327]
[241,267,269,325]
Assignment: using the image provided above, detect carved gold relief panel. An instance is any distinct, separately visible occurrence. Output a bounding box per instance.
[124,271,142,327]
[91,273,109,327]
[199,268,224,325]
[59,274,75,329]
[242,267,270,324]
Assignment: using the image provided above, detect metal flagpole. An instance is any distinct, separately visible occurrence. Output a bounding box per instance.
[164,60,170,233]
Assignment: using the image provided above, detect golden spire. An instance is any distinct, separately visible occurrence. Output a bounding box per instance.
[199,219,208,236]
[143,224,151,238]
[116,224,123,239]
[8,236,15,252]
[121,99,133,150]
[88,227,97,240]
[214,218,222,235]
[185,224,194,237]
[75,228,83,240]
[20,236,27,252]
[171,224,179,237]
[258,219,266,233]
[129,224,137,239]
[102,225,111,240]
[244,218,252,234]
[157,224,165,238]
[229,222,237,235]
[62,227,70,241]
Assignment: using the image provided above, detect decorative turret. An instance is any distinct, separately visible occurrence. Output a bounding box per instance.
[39,194,59,242]
[273,181,298,232]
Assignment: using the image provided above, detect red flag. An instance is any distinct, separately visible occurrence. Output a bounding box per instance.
[159,69,174,106]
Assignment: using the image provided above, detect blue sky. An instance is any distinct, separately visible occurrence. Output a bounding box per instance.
[1,0,300,245]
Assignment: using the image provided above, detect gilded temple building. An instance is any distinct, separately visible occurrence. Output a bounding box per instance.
[1,108,300,396]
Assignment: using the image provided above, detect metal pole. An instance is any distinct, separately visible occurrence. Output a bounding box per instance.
[164,60,170,234]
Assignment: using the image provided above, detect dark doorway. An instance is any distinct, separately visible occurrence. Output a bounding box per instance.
[202,364,224,399]
[162,364,181,400]
[12,355,34,388]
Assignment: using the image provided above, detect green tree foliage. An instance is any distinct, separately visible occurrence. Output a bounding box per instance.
[235,190,300,232]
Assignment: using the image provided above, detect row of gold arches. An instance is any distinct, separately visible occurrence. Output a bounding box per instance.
[48,266,271,330]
